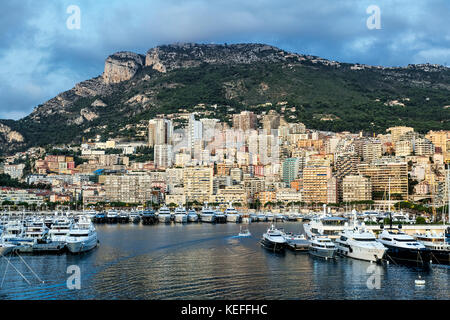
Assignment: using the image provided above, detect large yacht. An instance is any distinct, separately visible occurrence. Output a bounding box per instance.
[158,205,172,223]
[48,217,73,245]
[414,231,449,265]
[335,222,387,262]
[260,224,287,252]
[282,232,310,251]
[66,216,98,254]
[187,209,199,222]
[174,206,188,223]
[309,236,337,259]
[303,216,348,240]
[214,207,227,223]
[106,210,119,223]
[200,204,216,223]
[225,203,241,223]
[377,225,431,267]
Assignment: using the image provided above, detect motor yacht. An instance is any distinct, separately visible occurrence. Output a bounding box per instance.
[200,204,216,223]
[283,232,310,251]
[377,225,431,267]
[66,216,98,254]
[187,209,199,222]
[414,231,449,265]
[260,224,287,252]
[335,222,387,262]
[225,203,241,223]
[106,210,119,223]
[309,236,337,259]
[158,205,172,223]
[174,206,187,223]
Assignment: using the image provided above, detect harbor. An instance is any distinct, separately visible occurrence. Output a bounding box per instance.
[0,222,448,300]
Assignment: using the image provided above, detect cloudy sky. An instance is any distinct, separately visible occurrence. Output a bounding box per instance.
[1,0,449,120]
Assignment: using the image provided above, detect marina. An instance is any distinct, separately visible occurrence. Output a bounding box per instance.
[0,221,447,300]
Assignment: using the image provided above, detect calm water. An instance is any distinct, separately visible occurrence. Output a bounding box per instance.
[0,222,448,300]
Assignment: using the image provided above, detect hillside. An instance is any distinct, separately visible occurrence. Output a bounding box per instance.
[1,43,449,155]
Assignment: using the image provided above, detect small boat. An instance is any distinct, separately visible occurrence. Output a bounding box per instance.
[260,224,286,252]
[415,276,426,286]
[238,226,251,237]
[66,216,98,254]
[309,236,337,259]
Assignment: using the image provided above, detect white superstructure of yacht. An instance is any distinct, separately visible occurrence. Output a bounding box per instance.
[158,205,172,223]
[225,203,241,223]
[174,206,188,223]
[200,204,216,223]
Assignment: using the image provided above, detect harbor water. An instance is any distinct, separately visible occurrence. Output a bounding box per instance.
[0,222,448,300]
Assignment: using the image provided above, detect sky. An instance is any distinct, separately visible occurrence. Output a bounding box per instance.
[1,0,449,120]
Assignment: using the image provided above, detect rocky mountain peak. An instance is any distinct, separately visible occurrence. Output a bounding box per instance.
[103,51,145,84]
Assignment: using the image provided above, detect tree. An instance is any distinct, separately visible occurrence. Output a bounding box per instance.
[415,216,426,224]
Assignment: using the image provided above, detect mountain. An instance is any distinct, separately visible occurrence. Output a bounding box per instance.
[1,43,449,155]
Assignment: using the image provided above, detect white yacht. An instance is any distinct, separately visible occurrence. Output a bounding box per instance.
[414,231,449,265]
[266,212,274,222]
[377,225,431,267]
[225,203,241,223]
[200,204,216,223]
[256,213,267,222]
[214,207,227,223]
[261,224,287,252]
[174,206,187,223]
[303,216,348,240]
[335,222,387,262]
[48,217,73,245]
[66,216,98,254]
[309,236,337,259]
[187,209,199,222]
[158,205,172,223]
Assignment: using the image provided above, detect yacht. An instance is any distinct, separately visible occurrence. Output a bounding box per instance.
[225,203,241,223]
[260,224,287,252]
[158,205,172,223]
[414,231,449,265]
[283,232,310,251]
[214,208,227,223]
[24,219,49,242]
[44,216,54,228]
[106,210,119,223]
[1,220,32,247]
[187,209,199,222]
[303,216,348,240]
[118,211,130,223]
[249,213,258,222]
[309,236,337,259]
[129,211,141,224]
[142,210,158,225]
[84,210,98,222]
[93,212,106,223]
[66,216,98,254]
[377,225,431,267]
[174,206,187,223]
[266,212,274,222]
[256,213,267,222]
[200,204,216,223]
[48,217,72,245]
[275,214,286,222]
[335,223,387,262]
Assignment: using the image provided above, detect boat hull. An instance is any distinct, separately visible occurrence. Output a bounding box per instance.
[429,249,450,265]
[383,244,431,267]
[260,237,286,252]
[66,236,98,254]
[309,246,336,259]
[226,214,241,223]
[200,214,215,223]
[158,214,171,223]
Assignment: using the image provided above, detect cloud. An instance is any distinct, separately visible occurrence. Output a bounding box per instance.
[0,0,449,120]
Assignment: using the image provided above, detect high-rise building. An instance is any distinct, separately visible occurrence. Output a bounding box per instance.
[414,138,434,156]
[395,140,413,157]
[154,144,173,168]
[262,110,280,133]
[187,114,203,157]
[358,159,408,200]
[387,126,414,145]
[183,166,213,203]
[282,158,300,185]
[362,139,382,163]
[302,159,333,203]
[233,111,257,131]
[148,118,173,147]
[342,175,372,202]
